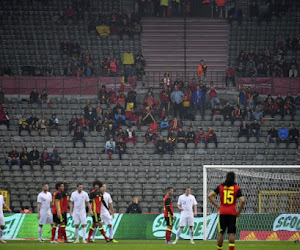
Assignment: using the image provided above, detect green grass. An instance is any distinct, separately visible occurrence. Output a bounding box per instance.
[1,240,299,250]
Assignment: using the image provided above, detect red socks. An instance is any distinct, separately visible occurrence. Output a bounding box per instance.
[99,227,109,240]
[51,226,56,241]
[165,229,172,242]
[59,225,67,240]
[88,227,94,240]
[229,243,235,250]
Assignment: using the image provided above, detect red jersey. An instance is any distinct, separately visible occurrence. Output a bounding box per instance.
[163,195,173,217]
[90,189,103,214]
[213,184,243,216]
[62,191,70,212]
[52,190,64,214]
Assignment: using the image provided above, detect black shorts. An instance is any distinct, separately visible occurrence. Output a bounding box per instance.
[164,216,173,226]
[53,212,67,224]
[92,213,101,223]
[218,215,237,234]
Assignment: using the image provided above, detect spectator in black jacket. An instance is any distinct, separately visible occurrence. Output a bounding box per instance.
[126,196,142,214]
[155,135,166,155]
[223,102,233,122]
[7,146,20,168]
[29,146,40,165]
[186,126,196,144]
[20,146,30,167]
[28,113,39,131]
[73,126,86,148]
[30,88,40,104]
[238,120,250,142]
[85,106,97,131]
[176,127,186,144]
[116,137,127,160]
[98,85,108,104]
[250,119,261,141]
[0,88,4,104]
[288,123,299,146]
[126,87,137,111]
[266,124,278,146]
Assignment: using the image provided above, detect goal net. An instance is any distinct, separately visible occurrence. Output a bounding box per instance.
[203,165,300,241]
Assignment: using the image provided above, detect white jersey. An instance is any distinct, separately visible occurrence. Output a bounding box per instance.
[70,190,89,214]
[177,194,197,217]
[37,192,52,212]
[101,192,113,216]
[0,195,4,216]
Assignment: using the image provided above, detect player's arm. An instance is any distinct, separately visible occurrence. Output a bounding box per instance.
[3,202,12,213]
[69,201,74,216]
[109,202,115,218]
[86,201,93,216]
[37,202,41,219]
[193,205,197,217]
[165,198,173,216]
[55,193,62,218]
[208,187,220,210]
[236,189,245,216]
[177,197,183,211]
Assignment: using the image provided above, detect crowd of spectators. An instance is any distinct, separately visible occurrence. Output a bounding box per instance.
[233,47,299,78]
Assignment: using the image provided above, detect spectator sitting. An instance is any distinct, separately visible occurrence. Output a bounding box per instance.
[206,128,218,148]
[110,58,119,76]
[126,87,137,111]
[28,113,39,131]
[289,58,298,77]
[145,128,157,144]
[110,21,120,37]
[176,127,185,144]
[155,135,166,155]
[60,40,70,56]
[288,123,299,146]
[116,137,126,160]
[208,83,220,109]
[231,105,242,124]
[0,87,4,104]
[85,107,97,131]
[30,88,39,104]
[167,131,176,154]
[159,86,171,118]
[125,126,136,145]
[223,102,233,122]
[125,108,139,127]
[7,146,20,168]
[64,62,74,76]
[126,196,142,214]
[266,124,278,146]
[101,57,110,76]
[274,94,284,118]
[192,86,205,119]
[73,126,86,148]
[278,122,289,145]
[19,115,31,136]
[48,113,60,135]
[143,92,159,111]
[225,64,236,87]
[116,91,126,106]
[295,92,300,110]
[263,98,277,118]
[50,148,61,167]
[284,98,296,121]
[69,114,79,134]
[189,78,198,93]
[70,41,81,56]
[79,114,89,131]
[40,147,51,167]
[250,119,261,142]
[114,108,126,128]
[246,63,257,77]
[238,120,250,142]
[160,116,169,131]
[195,128,207,147]
[20,146,30,167]
[64,5,76,23]
[29,146,40,166]
[38,113,48,136]
[185,126,196,145]
[2,63,12,76]
[212,104,224,125]
[169,117,182,132]
[105,137,116,159]
[142,107,156,125]
[44,63,54,77]
[242,106,252,121]
[252,105,263,121]
[0,106,9,129]
[98,85,108,104]
[116,127,126,141]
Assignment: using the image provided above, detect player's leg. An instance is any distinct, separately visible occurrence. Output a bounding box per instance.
[38,225,43,242]
[217,233,224,250]
[81,213,87,243]
[188,217,195,244]
[217,215,226,250]
[98,221,109,241]
[228,234,235,250]
[165,216,173,244]
[87,214,98,242]
[174,216,185,244]
[0,224,6,243]
[102,214,118,243]
[227,215,237,250]
[59,212,70,242]
[74,225,80,243]
[51,214,58,243]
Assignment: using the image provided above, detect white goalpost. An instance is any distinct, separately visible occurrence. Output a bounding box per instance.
[203,165,300,241]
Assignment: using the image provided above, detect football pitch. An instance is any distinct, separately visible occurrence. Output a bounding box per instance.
[1,240,299,250]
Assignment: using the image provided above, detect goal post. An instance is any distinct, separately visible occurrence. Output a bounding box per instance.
[203,165,300,241]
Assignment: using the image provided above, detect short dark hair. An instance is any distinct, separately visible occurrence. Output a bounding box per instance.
[55,182,64,190]
[185,186,191,190]
[77,183,83,187]
[93,181,102,188]
[42,183,48,187]
[166,187,173,192]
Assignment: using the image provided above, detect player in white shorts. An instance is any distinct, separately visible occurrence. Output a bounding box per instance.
[70,183,93,244]
[173,186,197,245]
[0,192,12,243]
[37,183,53,242]
[99,184,117,243]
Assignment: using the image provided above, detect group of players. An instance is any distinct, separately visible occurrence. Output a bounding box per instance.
[0,172,244,250]
[37,181,117,243]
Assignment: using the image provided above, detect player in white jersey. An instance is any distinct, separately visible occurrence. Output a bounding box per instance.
[173,186,197,245]
[99,184,117,243]
[0,192,12,243]
[37,183,53,242]
[70,183,93,244]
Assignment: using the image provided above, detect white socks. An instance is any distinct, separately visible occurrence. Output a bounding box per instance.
[109,226,114,239]
[75,228,79,240]
[176,228,183,240]
[0,229,3,240]
[82,228,86,240]
[190,228,194,240]
[38,227,42,240]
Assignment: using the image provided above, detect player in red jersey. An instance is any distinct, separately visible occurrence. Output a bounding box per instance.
[87,181,110,243]
[163,187,175,244]
[208,172,245,250]
[51,182,72,243]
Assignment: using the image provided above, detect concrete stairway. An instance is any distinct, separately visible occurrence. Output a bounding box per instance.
[141,17,229,87]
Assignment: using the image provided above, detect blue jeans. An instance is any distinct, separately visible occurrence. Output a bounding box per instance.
[210,97,220,109]
[8,159,20,168]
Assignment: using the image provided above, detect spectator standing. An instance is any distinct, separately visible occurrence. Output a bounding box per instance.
[122,49,135,77]
[192,86,205,119]
[29,146,40,166]
[159,86,171,117]
[160,0,169,17]
[0,88,4,104]
[225,64,236,87]
[197,60,207,81]
[126,87,137,111]
[7,147,20,168]
[98,85,108,104]
[30,88,39,104]
[171,86,184,119]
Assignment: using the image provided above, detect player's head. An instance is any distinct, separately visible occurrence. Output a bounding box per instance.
[166,187,174,196]
[56,182,64,191]
[42,183,49,192]
[64,181,69,191]
[185,186,191,196]
[132,196,139,204]
[224,172,236,187]
[93,181,102,190]
[77,183,83,192]
[102,184,107,192]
